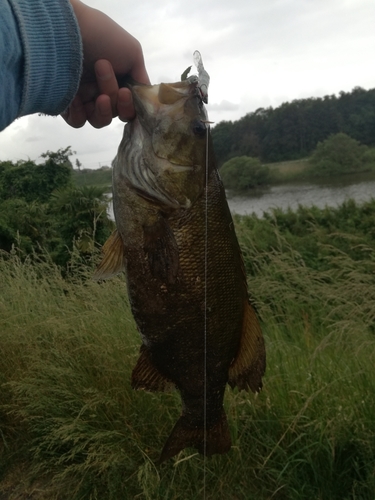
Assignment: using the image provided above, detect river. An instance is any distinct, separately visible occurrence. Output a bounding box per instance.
[227,173,375,216]
[107,172,375,220]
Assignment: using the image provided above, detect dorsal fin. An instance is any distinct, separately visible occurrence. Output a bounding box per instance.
[228,299,266,393]
[93,230,126,280]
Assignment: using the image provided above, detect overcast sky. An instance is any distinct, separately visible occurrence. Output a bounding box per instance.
[1,0,374,169]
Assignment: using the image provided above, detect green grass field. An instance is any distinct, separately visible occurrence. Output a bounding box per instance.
[266,153,375,185]
[266,158,310,183]
[1,200,375,499]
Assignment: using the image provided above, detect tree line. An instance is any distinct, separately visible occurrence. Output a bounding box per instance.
[211,86,375,165]
[0,147,113,266]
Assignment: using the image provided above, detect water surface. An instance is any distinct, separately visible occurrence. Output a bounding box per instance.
[107,172,375,220]
[227,173,375,216]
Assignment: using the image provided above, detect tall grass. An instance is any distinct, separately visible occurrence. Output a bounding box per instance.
[1,201,375,499]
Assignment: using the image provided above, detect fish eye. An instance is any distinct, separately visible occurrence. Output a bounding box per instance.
[192,120,206,137]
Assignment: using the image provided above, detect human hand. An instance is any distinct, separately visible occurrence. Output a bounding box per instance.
[62,0,150,129]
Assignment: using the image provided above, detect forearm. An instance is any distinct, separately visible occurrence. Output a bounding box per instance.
[0,0,24,130]
[0,0,82,131]
[1,0,149,132]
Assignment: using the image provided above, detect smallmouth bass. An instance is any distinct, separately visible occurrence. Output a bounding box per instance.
[95,58,266,463]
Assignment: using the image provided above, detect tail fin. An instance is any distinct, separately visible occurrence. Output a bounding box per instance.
[158,411,231,464]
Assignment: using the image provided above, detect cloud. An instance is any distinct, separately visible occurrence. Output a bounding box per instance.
[1,0,374,168]
[0,114,122,169]
[208,100,239,112]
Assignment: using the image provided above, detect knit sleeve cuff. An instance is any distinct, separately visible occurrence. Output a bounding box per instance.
[8,0,82,117]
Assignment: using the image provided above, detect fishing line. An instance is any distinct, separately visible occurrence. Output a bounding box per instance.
[203,123,209,499]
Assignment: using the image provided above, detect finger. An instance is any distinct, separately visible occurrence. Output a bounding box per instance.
[61,96,87,128]
[86,94,113,128]
[126,39,151,85]
[94,59,119,116]
[131,65,151,86]
[118,87,135,122]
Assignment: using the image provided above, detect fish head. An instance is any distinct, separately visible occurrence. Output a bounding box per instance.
[120,77,211,210]
[133,77,208,164]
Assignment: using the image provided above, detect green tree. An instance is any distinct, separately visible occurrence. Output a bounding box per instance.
[220,156,270,191]
[0,198,51,253]
[308,133,370,177]
[49,185,113,265]
[211,120,234,167]
[0,150,113,266]
[0,147,73,202]
[39,146,74,199]
[211,87,375,165]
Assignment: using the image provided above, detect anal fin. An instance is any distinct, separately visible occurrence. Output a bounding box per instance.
[131,344,175,392]
[93,230,125,280]
[228,299,266,393]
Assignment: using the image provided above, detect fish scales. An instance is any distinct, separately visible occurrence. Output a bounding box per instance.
[95,73,266,463]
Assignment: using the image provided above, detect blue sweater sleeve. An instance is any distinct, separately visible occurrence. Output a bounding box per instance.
[0,0,82,131]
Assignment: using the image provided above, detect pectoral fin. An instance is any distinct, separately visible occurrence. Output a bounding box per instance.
[93,230,125,280]
[143,217,179,284]
[228,300,266,393]
[132,344,175,392]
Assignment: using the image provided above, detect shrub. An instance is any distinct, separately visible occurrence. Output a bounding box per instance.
[308,133,371,177]
[220,156,270,190]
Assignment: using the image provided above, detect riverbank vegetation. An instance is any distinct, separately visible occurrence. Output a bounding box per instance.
[1,198,375,499]
[0,149,113,267]
[307,132,375,178]
[220,156,271,190]
[220,133,375,191]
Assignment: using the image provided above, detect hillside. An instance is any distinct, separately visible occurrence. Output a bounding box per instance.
[212,86,375,165]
